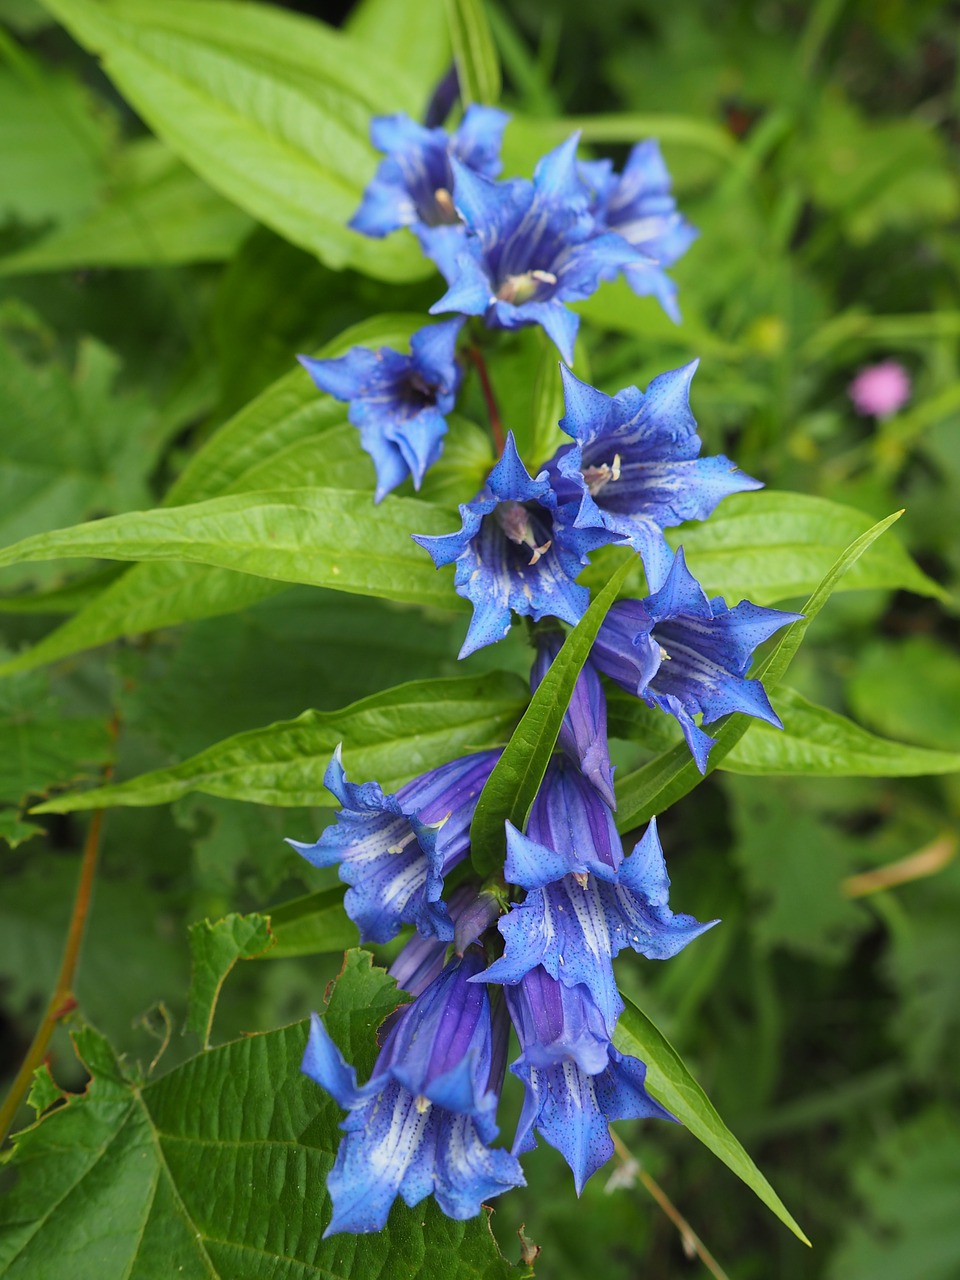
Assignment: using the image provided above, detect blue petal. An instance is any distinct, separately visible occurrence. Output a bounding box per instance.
[432,1112,526,1218]
[429,244,493,316]
[513,1060,614,1194]
[301,1012,363,1111]
[532,132,586,204]
[410,316,464,393]
[453,104,510,177]
[298,349,381,403]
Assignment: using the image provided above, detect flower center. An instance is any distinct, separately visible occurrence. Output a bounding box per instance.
[431,186,460,226]
[582,453,621,496]
[496,269,558,305]
[494,500,553,565]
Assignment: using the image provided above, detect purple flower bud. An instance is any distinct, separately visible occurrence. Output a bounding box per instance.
[532,632,616,808]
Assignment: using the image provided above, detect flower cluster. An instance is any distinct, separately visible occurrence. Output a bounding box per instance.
[291,95,803,1236]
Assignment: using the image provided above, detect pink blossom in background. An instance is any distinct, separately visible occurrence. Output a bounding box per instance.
[848,361,911,418]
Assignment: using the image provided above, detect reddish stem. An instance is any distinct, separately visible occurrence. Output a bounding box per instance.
[466,345,505,455]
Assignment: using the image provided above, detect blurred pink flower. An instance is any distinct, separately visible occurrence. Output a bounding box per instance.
[848,361,911,418]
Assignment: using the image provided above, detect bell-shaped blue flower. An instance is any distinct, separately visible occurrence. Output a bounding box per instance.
[350,106,509,261]
[475,760,714,1031]
[581,140,698,322]
[388,883,503,999]
[288,746,500,944]
[549,362,762,590]
[303,949,524,1235]
[414,432,611,658]
[429,135,646,363]
[592,548,803,772]
[531,630,616,808]
[506,967,673,1192]
[298,318,465,502]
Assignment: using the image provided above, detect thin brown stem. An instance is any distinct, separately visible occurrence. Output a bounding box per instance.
[466,345,505,455]
[0,728,115,1147]
[610,1130,730,1280]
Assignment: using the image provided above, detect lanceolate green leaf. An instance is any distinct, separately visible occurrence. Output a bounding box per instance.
[443,0,501,106]
[615,511,906,831]
[266,887,357,960]
[41,0,433,282]
[469,554,637,876]
[33,673,527,813]
[0,961,521,1277]
[614,998,810,1246]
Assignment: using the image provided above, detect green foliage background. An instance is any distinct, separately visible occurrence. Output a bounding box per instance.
[0,0,958,1276]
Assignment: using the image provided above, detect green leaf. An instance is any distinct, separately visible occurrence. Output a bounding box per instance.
[667,491,942,605]
[26,1063,64,1119]
[470,554,637,876]
[848,635,960,752]
[186,913,274,1049]
[614,997,810,1246]
[443,0,501,106]
[346,0,450,90]
[266,887,358,959]
[33,672,527,813]
[0,969,521,1277]
[0,139,252,275]
[41,0,434,282]
[615,510,906,831]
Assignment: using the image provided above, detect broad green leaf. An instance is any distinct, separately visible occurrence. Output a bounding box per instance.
[186,913,274,1048]
[444,0,501,106]
[266,887,357,959]
[470,554,637,876]
[0,139,252,275]
[0,966,520,1277]
[0,316,426,677]
[848,635,960,752]
[346,0,450,89]
[615,511,905,831]
[33,672,527,813]
[41,0,434,282]
[614,997,809,1245]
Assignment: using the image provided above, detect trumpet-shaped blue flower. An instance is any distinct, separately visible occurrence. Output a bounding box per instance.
[476,760,714,1031]
[548,362,761,590]
[288,746,499,944]
[303,949,524,1235]
[350,106,509,266]
[581,140,697,322]
[532,630,616,808]
[592,548,802,772]
[299,318,464,502]
[414,432,611,658]
[506,967,673,1192]
[429,135,645,363]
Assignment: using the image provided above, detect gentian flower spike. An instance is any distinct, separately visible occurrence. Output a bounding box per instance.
[506,968,674,1192]
[582,140,698,322]
[413,432,612,658]
[288,746,500,944]
[549,361,762,591]
[299,317,465,503]
[350,106,509,266]
[592,548,803,772]
[476,761,715,1031]
[532,629,616,808]
[429,134,647,364]
[302,948,524,1235]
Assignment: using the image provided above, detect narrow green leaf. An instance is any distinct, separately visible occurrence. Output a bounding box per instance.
[186,913,274,1049]
[614,997,810,1246]
[470,554,637,875]
[615,511,906,831]
[41,0,433,281]
[444,0,501,105]
[32,672,527,813]
[266,887,357,959]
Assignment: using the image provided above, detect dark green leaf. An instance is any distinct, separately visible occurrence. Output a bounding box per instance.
[266,887,357,960]
[614,997,810,1245]
[470,554,637,875]
[443,0,501,106]
[186,913,274,1048]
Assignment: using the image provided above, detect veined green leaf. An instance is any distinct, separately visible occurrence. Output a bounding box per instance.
[615,998,810,1245]
[444,0,501,106]
[32,672,527,813]
[41,0,434,281]
[186,913,274,1049]
[469,554,637,876]
[266,886,357,959]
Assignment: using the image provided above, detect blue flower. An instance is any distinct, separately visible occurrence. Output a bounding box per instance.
[288,746,500,944]
[592,548,803,772]
[506,967,673,1192]
[532,629,616,808]
[476,759,714,1031]
[299,318,465,502]
[388,884,502,999]
[429,135,645,363]
[414,432,611,658]
[580,140,697,322]
[350,106,509,262]
[548,362,762,590]
[303,949,524,1235]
